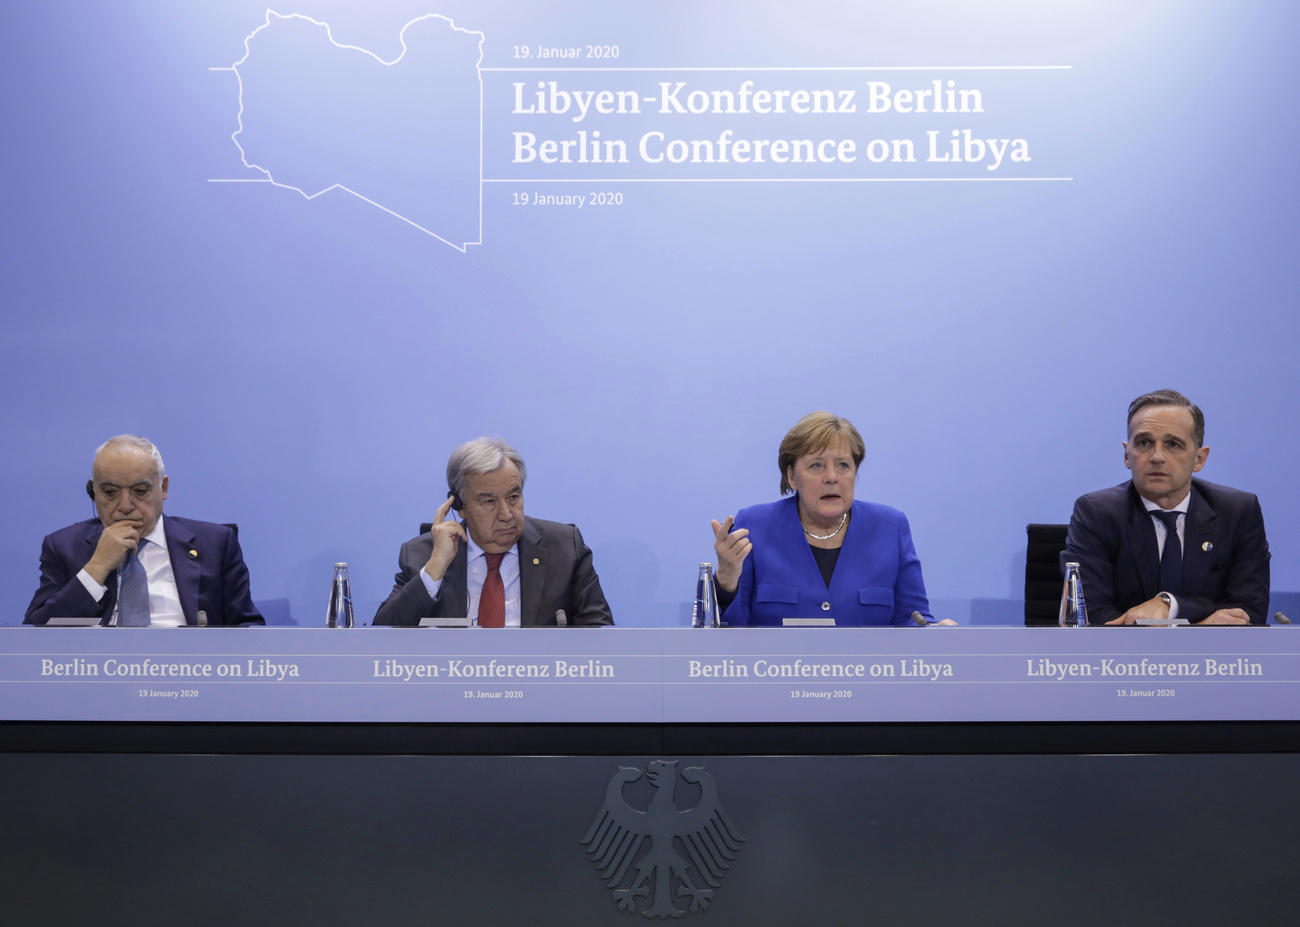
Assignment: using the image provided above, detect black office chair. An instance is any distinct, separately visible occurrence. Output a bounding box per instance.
[1024,524,1068,626]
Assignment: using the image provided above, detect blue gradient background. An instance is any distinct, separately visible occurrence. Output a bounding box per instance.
[2,1,1295,627]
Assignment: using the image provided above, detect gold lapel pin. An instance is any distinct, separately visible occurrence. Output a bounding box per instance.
[1201,541,1213,552]
[188,549,199,559]
[532,557,540,566]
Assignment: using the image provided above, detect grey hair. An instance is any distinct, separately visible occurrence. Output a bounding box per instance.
[446,437,526,499]
[94,434,166,481]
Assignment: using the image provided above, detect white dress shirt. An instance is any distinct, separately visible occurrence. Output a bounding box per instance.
[75,519,185,626]
[1141,495,1189,620]
[420,534,522,627]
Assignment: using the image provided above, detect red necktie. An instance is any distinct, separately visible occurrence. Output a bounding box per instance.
[478,552,505,628]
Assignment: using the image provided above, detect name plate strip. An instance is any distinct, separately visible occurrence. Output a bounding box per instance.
[1,627,1296,723]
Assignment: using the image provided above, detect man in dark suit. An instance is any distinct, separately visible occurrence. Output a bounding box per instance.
[1064,390,1270,626]
[24,435,263,627]
[373,437,613,627]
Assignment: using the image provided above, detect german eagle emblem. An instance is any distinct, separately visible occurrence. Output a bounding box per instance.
[581,760,744,918]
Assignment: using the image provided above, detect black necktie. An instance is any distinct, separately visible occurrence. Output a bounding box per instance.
[1152,510,1182,595]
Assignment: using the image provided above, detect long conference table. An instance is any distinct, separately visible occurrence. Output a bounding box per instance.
[4,626,1299,925]
[3,625,1300,726]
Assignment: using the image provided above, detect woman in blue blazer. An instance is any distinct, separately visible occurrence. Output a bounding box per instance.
[712,411,948,626]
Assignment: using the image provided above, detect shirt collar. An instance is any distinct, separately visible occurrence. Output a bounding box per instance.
[465,532,518,563]
[1141,494,1190,516]
[141,516,168,549]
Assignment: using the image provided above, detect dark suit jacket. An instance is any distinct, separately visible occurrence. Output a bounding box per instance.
[24,516,264,626]
[722,497,933,627]
[1063,479,1270,625]
[372,517,613,627]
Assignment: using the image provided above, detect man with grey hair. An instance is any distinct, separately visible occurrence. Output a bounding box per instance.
[373,437,613,627]
[1064,389,1270,626]
[25,435,263,626]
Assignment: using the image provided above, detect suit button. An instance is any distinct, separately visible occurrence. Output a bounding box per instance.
[820,601,831,611]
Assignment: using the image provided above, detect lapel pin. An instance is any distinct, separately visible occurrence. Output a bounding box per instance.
[532,557,540,566]
[188,549,199,559]
[1201,541,1213,552]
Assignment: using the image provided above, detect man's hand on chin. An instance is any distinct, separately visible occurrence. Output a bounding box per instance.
[84,518,145,584]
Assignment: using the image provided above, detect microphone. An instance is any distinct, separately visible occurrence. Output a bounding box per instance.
[195,610,208,627]
[555,609,568,628]
[1275,611,1292,625]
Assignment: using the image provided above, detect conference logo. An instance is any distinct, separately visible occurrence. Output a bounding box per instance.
[581,760,744,918]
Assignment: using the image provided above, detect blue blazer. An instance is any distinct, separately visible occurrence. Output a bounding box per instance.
[723,497,933,627]
[24,515,264,626]
[1063,479,1270,625]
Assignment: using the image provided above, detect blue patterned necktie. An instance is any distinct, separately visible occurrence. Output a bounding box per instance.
[117,547,151,627]
[1152,510,1182,596]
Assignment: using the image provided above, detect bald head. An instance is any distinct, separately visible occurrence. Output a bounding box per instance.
[90,435,168,535]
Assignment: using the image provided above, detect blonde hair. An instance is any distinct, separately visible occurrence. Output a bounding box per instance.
[777,412,865,495]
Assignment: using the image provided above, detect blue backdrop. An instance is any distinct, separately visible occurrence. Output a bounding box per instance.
[3,1,1296,626]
